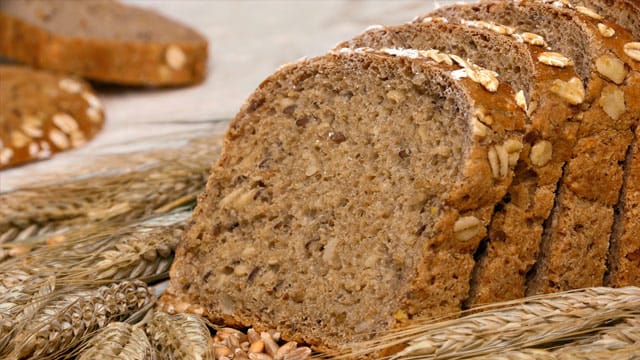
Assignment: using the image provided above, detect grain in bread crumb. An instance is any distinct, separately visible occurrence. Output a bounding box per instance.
[165,45,187,70]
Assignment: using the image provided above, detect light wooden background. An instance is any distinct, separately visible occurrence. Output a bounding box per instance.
[0,0,459,191]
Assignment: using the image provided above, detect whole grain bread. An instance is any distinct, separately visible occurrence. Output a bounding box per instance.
[0,65,105,169]
[0,0,207,86]
[338,20,582,306]
[429,0,640,295]
[163,49,526,351]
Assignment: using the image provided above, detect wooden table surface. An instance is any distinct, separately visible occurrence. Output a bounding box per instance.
[0,0,457,191]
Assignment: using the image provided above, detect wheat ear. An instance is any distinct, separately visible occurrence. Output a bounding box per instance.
[0,211,189,288]
[74,322,156,360]
[145,310,213,360]
[0,135,221,256]
[8,280,155,360]
[338,287,640,359]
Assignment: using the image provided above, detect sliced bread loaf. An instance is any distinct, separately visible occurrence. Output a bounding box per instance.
[163,49,526,350]
[429,0,640,294]
[0,65,105,169]
[338,20,582,306]
[0,0,207,86]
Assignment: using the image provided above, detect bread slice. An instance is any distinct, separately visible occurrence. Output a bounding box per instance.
[338,20,582,306]
[606,125,640,287]
[571,0,640,39]
[0,0,207,86]
[163,49,526,350]
[0,65,105,169]
[593,0,640,287]
[428,0,640,294]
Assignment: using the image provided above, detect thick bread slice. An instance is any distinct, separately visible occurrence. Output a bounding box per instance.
[0,0,207,86]
[338,20,582,306]
[0,65,105,169]
[163,49,526,350]
[606,125,640,287]
[429,0,640,294]
[571,0,640,39]
[591,0,640,287]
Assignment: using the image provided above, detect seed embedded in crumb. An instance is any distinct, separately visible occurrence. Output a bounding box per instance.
[530,140,553,167]
[328,131,346,143]
[58,78,82,93]
[454,216,482,241]
[166,45,187,70]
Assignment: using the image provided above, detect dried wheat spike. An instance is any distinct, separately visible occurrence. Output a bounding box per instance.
[146,310,212,360]
[92,224,182,282]
[76,322,155,360]
[469,317,640,360]
[9,280,154,360]
[341,287,640,359]
[0,136,220,250]
[0,211,189,285]
[0,275,55,356]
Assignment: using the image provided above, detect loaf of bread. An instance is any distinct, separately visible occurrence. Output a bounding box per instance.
[338,19,582,306]
[0,0,207,86]
[430,0,640,295]
[164,49,526,350]
[0,65,105,169]
[160,0,640,353]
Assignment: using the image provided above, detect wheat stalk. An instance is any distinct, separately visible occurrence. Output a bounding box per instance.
[145,310,213,360]
[0,135,221,260]
[474,316,640,360]
[7,280,155,360]
[74,322,156,360]
[337,287,640,359]
[0,211,189,289]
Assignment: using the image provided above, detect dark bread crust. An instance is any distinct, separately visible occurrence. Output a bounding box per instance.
[162,50,526,351]
[0,65,104,169]
[0,0,207,86]
[429,0,640,295]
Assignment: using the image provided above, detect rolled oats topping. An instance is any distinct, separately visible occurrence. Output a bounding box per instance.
[595,54,627,84]
[538,52,574,68]
[575,5,603,20]
[515,90,527,112]
[597,23,615,38]
[550,77,585,105]
[624,42,640,62]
